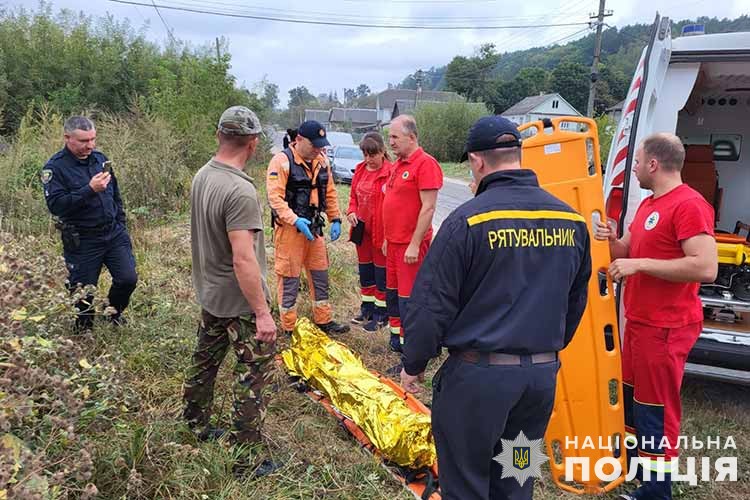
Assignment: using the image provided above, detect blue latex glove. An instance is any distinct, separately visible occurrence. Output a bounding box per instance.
[294,217,315,241]
[330,220,341,241]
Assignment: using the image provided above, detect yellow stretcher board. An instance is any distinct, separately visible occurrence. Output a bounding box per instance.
[717,242,750,266]
[519,117,626,494]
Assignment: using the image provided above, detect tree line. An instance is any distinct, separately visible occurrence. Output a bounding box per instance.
[0,2,277,166]
[397,15,750,115]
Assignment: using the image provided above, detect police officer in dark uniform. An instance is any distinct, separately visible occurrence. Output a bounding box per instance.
[400,116,591,500]
[42,116,138,331]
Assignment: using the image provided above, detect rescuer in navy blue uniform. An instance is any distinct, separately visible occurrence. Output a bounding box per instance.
[42,116,138,331]
[400,116,592,500]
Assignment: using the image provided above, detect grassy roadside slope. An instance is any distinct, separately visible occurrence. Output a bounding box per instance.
[2,171,747,499]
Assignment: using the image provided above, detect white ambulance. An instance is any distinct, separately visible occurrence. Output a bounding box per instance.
[603,14,750,384]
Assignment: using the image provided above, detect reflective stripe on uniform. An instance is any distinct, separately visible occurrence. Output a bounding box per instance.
[642,457,674,474]
[467,209,585,226]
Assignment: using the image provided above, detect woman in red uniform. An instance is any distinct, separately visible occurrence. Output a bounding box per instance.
[347,132,392,331]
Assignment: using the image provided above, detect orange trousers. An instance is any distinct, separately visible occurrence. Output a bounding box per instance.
[274,223,332,331]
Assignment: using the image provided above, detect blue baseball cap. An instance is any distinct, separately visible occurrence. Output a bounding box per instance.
[298,120,331,148]
[461,115,522,162]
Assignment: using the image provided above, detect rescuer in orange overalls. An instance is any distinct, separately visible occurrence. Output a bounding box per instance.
[266,120,350,335]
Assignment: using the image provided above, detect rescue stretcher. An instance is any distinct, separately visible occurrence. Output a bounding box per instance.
[519,117,626,494]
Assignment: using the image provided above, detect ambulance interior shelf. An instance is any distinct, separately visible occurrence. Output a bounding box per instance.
[700,220,750,332]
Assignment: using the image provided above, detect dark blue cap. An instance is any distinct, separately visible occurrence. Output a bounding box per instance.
[298,120,331,148]
[461,115,521,162]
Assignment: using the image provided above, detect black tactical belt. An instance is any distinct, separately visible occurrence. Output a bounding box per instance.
[452,350,557,366]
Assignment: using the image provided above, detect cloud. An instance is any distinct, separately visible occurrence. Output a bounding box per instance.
[8,0,745,105]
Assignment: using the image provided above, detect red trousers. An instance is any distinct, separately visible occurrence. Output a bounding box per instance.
[355,228,386,309]
[385,238,430,343]
[622,320,701,462]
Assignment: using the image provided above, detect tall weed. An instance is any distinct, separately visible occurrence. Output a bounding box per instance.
[0,103,193,233]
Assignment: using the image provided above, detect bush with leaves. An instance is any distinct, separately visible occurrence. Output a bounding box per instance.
[595,113,616,169]
[414,101,490,163]
[0,233,133,499]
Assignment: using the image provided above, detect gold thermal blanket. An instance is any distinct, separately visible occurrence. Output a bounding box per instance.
[281,318,436,468]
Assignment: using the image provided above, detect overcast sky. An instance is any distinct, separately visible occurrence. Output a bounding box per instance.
[7,0,748,106]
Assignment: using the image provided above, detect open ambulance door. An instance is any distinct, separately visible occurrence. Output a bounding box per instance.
[603,13,673,238]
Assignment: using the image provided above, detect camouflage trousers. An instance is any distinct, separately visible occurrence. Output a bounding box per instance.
[183,309,276,444]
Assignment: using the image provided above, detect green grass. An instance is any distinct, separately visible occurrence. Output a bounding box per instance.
[440,162,472,181]
[4,183,749,499]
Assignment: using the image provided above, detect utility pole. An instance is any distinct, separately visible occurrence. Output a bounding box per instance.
[415,69,424,107]
[215,37,221,63]
[586,0,613,117]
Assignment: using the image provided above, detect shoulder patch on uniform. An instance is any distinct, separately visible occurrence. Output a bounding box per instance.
[269,171,278,179]
[41,169,53,184]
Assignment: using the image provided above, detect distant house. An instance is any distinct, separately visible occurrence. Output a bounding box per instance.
[391,99,415,119]
[375,89,461,124]
[304,109,330,126]
[501,93,582,129]
[328,107,378,131]
[604,99,625,123]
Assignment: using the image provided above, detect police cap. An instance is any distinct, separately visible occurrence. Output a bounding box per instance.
[298,120,331,148]
[461,115,522,162]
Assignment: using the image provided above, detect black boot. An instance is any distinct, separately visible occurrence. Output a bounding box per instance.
[316,320,351,335]
[363,308,387,332]
[389,333,403,353]
[351,302,374,324]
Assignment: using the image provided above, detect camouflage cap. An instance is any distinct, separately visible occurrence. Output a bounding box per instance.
[217,106,263,136]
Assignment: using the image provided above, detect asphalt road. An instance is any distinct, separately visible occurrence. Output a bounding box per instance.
[434,177,472,230]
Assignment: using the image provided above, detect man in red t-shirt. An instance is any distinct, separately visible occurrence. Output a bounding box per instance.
[382,115,443,356]
[595,133,717,500]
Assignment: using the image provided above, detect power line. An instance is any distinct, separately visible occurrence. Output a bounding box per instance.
[166,0,584,23]
[108,0,590,30]
[543,26,590,46]
[481,0,591,51]
[340,0,501,3]
[150,0,177,44]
